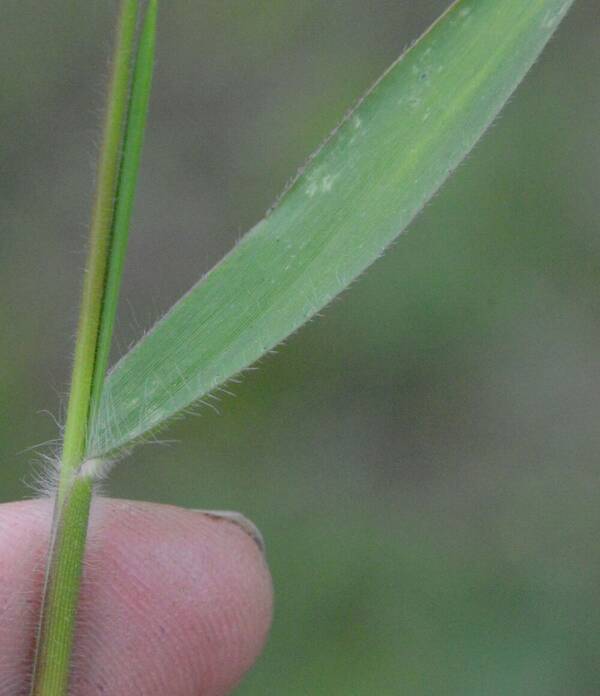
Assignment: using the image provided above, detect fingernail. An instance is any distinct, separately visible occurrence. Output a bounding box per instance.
[195,509,266,555]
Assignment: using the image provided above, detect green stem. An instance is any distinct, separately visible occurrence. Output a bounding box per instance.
[30,479,94,696]
[29,2,153,693]
[57,0,139,501]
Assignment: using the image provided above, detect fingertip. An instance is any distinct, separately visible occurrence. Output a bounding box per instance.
[74,498,273,695]
[0,498,273,696]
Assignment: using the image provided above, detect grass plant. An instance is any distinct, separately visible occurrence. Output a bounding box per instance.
[30,2,157,693]
[29,0,573,692]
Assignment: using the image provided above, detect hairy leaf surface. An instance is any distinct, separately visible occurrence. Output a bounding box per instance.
[88,0,573,458]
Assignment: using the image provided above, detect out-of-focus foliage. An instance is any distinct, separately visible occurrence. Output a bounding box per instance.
[2,2,599,693]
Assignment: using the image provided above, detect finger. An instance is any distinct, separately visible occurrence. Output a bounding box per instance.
[0,497,272,696]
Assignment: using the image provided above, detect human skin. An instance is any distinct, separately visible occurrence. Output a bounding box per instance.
[0,498,273,695]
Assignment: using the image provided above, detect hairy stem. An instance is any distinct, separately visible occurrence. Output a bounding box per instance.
[57,0,139,501]
[29,1,158,693]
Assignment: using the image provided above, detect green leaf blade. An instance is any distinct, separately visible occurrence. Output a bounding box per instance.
[88,0,574,459]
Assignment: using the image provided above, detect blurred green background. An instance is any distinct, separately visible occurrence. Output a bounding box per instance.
[2,1,599,693]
